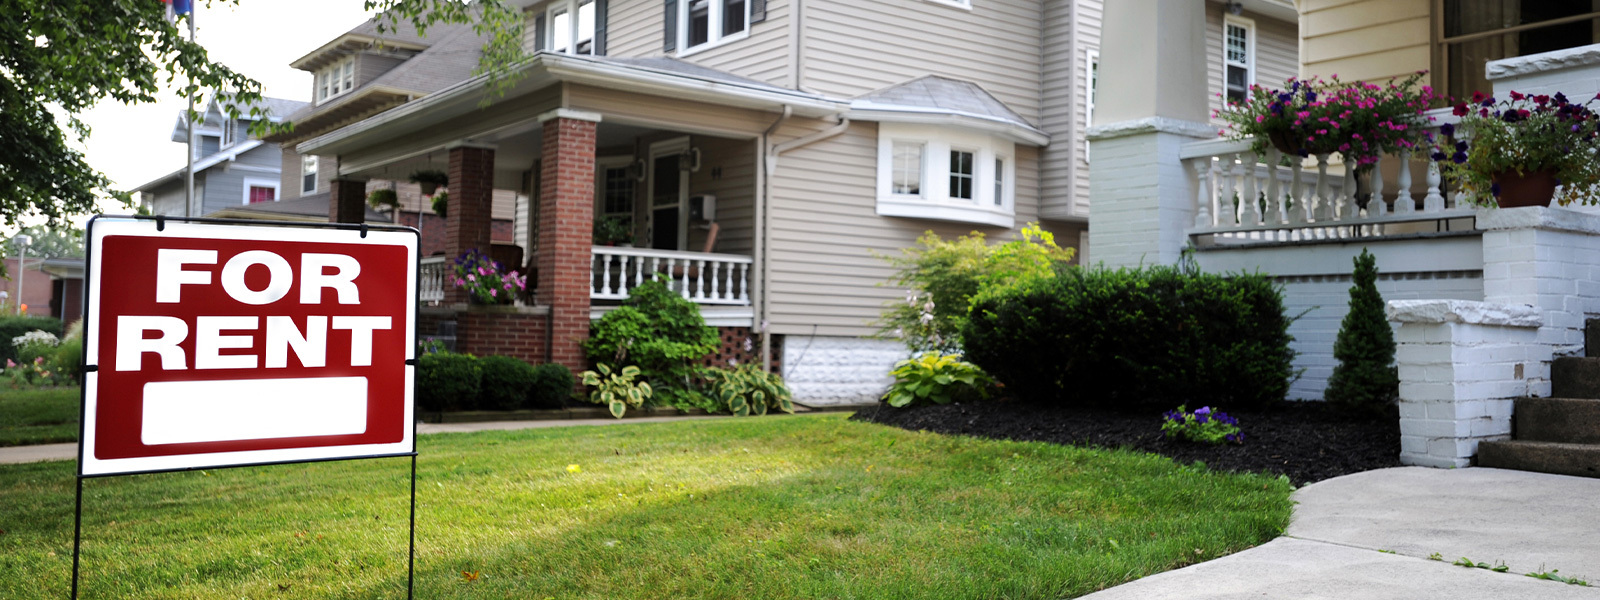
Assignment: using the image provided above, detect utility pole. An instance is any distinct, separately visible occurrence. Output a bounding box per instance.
[183,6,197,218]
[13,234,30,315]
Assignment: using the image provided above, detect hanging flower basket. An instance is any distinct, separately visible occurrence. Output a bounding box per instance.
[1265,129,1303,157]
[1491,170,1558,208]
[409,169,449,196]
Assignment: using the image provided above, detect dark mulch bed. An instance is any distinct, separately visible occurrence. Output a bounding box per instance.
[851,400,1399,486]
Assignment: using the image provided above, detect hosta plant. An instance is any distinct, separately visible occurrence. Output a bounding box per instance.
[582,363,653,418]
[882,352,993,408]
[700,365,794,416]
[1161,405,1244,445]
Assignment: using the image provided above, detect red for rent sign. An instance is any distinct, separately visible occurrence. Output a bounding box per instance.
[81,218,418,476]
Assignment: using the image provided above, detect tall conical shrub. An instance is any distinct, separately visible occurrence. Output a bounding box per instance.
[1324,248,1397,411]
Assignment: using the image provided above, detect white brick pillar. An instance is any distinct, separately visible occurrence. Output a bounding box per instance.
[1478,206,1600,363]
[1086,0,1214,269]
[1389,300,1547,468]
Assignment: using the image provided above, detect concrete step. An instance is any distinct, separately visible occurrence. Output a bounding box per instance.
[1550,357,1600,399]
[1587,318,1600,358]
[1512,397,1600,444]
[1477,440,1600,479]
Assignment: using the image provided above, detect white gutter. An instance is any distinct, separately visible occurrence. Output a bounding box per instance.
[298,53,847,157]
[756,105,791,373]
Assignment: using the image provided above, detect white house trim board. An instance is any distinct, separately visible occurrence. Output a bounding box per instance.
[847,103,1049,146]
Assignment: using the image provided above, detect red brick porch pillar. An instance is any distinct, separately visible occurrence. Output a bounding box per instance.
[445,145,496,304]
[328,178,368,223]
[536,110,600,376]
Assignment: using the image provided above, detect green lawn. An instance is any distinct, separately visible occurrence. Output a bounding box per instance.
[0,413,1292,599]
[0,387,78,447]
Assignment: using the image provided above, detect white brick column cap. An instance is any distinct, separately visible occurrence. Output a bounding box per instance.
[1386,299,1542,327]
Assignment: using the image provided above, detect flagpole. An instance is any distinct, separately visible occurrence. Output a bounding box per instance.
[183,5,196,218]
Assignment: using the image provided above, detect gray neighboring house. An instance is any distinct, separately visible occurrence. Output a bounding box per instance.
[134,96,309,218]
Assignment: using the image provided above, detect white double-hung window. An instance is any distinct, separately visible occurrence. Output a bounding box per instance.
[675,0,749,54]
[1222,16,1255,105]
[541,0,598,55]
[876,123,1015,228]
[316,57,355,104]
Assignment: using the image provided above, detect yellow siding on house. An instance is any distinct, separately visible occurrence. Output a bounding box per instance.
[765,120,1042,337]
[1299,0,1431,82]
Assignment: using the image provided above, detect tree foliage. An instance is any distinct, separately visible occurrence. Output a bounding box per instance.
[2,0,526,230]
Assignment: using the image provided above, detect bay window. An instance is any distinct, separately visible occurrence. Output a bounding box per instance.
[876,123,1015,228]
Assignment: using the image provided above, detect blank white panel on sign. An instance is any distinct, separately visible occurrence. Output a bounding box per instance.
[141,377,369,445]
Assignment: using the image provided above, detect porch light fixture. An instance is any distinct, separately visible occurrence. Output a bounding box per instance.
[628,157,647,182]
[679,147,702,173]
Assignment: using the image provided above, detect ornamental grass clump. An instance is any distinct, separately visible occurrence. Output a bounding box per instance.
[451,248,527,304]
[1161,405,1244,445]
[1431,90,1600,206]
[1217,72,1438,165]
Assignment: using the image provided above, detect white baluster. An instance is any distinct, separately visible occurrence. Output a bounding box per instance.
[711,260,724,300]
[601,252,616,296]
[1394,150,1415,214]
[1424,162,1446,213]
[697,260,711,300]
[1193,159,1213,228]
[739,263,749,303]
[1314,153,1332,224]
[1218,154,1237,227]
[1288,158,1306,227]
[591,254,601,297]
[1232,154,1252,227]
[1264,148,1283,228]
[1369,154,1387,218]
[1240,153,1262,227]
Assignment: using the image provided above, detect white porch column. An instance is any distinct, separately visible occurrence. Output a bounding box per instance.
[1087,0,1214,268]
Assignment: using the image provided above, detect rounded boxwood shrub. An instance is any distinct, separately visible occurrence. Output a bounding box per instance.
[478,355,537,411]
[962,265,1296,412]
[528,363,575,409]
[418,353,481,412]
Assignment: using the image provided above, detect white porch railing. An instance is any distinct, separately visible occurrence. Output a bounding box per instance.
[420,256,447,303]
[1182,113,1475,244]
[592,247,753,305]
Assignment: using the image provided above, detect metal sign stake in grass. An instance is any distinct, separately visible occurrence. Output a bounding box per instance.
[71,215,420,599]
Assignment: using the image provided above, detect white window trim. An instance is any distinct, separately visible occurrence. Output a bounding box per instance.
[302,155,319,195]
[543,0,598,55]
[647,137,692,251]
[221,117,238,149]
[315,56,356,105]
[921,0,973,10]
[675,0,751,58]
[594,155,636,220]
[1085,47,1098,163]
[241,177,279,205]
[876,122,1015,229]
[890,141,926,197]
[1222,15,1256,105]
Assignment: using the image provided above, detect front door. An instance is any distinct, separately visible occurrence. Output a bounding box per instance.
[648,139,689,251]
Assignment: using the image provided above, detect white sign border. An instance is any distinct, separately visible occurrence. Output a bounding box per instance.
[80,216,418,477]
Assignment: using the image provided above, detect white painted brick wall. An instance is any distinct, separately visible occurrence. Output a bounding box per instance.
[780,336,905,406]
[1480,208,1600,360]
[1388,300,1547,468]
[1088,128,1209,269]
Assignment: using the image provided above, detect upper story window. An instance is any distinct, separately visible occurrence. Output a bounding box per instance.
[1438,1,1600,102]
[221,116,238,148]
[302,155,319,194]
[541,0,599,55]
[316,57,355,104]
[1222,17,1254,105]
[665,0,762,55]
[876,123,1015,228]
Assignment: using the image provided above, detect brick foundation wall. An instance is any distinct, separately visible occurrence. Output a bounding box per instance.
[457,308,548,364]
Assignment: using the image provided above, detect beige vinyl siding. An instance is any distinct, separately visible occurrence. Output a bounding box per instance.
[1039,0,1100,220]
[530,0,792,88]
[1299,0,1431,82]
[765,120,1041,337]
[803,0,1044,123]
[566,84,777,137]
[687,136,757,256]
[357,53,406,88]
[1207,3,1299,119]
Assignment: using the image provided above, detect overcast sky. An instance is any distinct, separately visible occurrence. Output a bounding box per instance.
[76,0,375,208]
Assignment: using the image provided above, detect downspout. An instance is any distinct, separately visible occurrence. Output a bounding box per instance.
[760,113,851,373]
[757,105,791,373]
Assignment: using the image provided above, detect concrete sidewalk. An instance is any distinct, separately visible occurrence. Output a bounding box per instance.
[1079,467,1600,599]
[0,415,726,465]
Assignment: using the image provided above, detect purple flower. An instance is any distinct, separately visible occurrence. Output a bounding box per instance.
[1491,182,1502,196]
[1451,151,1468,164]
[1306,91,1318,103]
[1430,151,1447,162]
[1454,140,1468,152]
[1439,123,1455,136]
[1194,407,1211,416]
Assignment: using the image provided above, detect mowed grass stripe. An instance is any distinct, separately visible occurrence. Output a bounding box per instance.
[0,413,1292,599]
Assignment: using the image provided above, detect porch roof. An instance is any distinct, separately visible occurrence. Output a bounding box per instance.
[297,52,846,157]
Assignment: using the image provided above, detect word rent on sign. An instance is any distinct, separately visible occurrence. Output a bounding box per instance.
[81,218,418,476]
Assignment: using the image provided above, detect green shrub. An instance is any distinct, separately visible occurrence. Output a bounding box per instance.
[581,363,652,418]
[12,330,59,364]
[584,278,718,402]
[877,224,1074,353]
[1323,249,1398,412]
[477,355,537,411]
[50,320,84,385]
[528,363,575,409]
[0,316,61,363]
[418,353,481,412]
[882,352,993,407]
[699,365,794,416]
[962,265,1296,412]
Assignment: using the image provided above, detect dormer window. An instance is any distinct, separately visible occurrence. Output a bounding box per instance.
[221,116,238,148]
[540,0,600,55]
[316,57,355,104]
